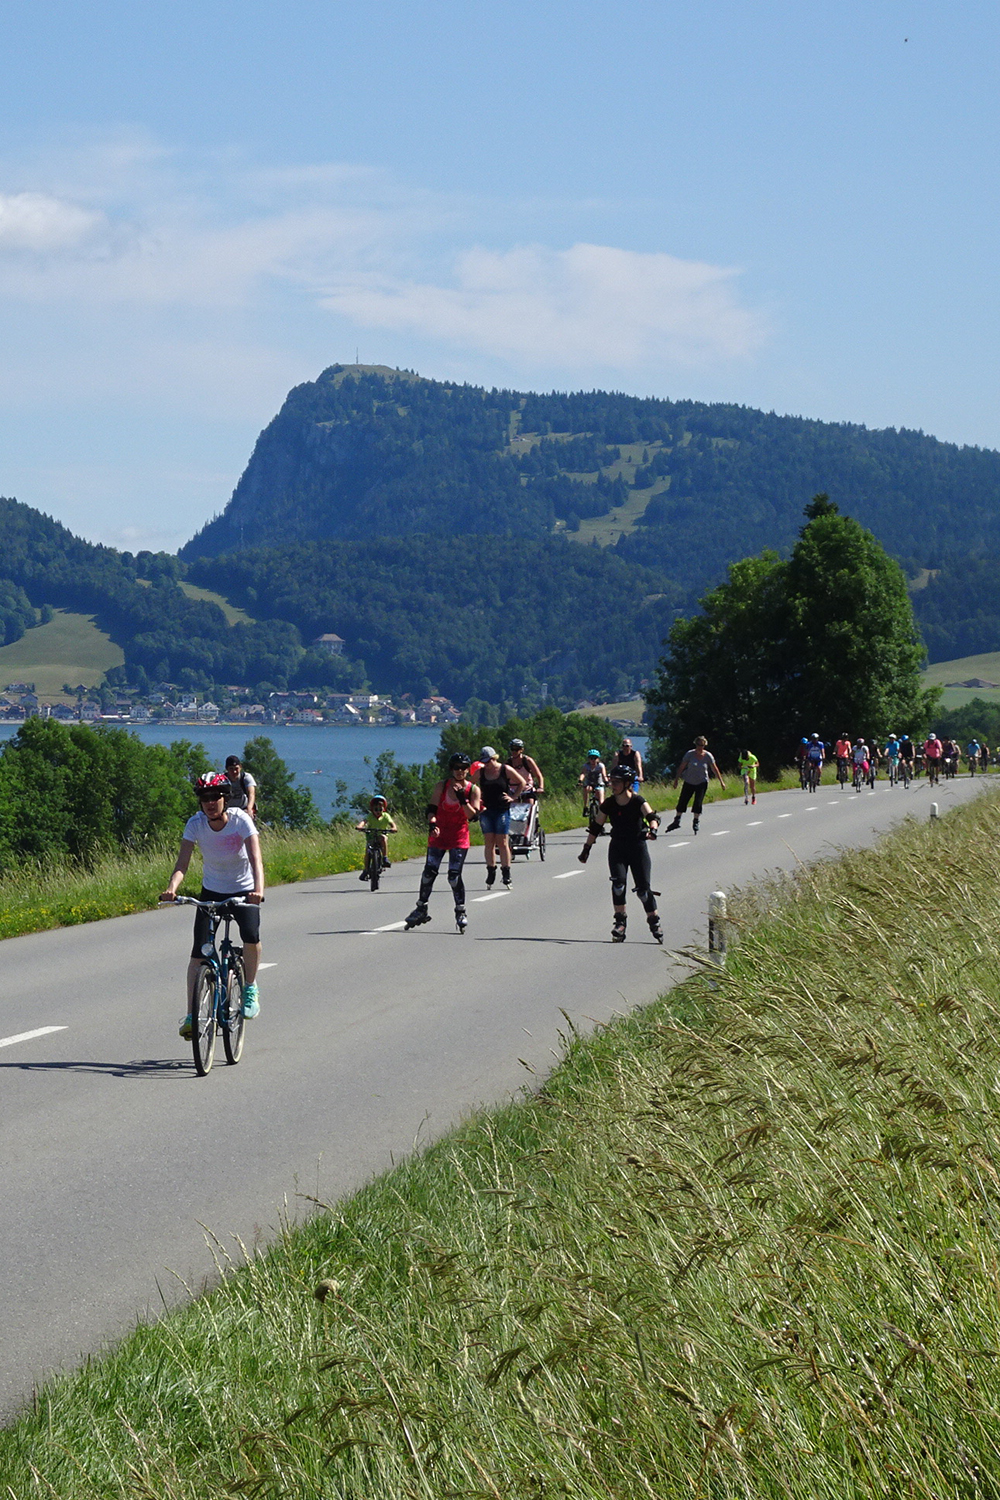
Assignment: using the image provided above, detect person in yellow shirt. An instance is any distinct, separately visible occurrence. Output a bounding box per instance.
[738,749,758,805]
[356,794,397,880]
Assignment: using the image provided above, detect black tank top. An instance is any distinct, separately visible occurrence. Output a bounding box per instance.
[480,764,511,812]
[606,792,645,844]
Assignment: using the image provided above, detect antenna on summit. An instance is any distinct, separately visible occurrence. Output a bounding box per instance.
[355,347,359,365]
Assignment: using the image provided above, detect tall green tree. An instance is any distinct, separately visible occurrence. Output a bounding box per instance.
[648,496,939,776]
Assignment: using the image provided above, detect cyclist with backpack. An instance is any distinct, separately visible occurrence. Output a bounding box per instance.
[224,755,257,819]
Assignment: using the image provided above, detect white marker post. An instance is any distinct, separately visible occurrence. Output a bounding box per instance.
[930,802,939,820]
[708,890,728,967]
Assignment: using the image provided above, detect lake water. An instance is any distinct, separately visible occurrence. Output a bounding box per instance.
[0,721,649,819]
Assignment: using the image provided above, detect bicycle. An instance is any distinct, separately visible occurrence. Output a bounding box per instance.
[886,755,899,786]
[164,896,252,1076]
[852,760,865,793]
[836,757,849,790]
[362,829,389,890]
[583,784,606,827]
[899,757,911,788]
[807,759,822,793]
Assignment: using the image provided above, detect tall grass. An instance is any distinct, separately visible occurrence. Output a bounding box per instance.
[5,793,1000,1494]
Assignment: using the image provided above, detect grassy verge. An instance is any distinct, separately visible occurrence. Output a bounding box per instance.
[5,792,1000,1493]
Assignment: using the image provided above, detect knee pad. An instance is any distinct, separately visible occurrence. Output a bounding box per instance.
[611,878,628,903]
[588,818,602,837]
[447,866,462,888]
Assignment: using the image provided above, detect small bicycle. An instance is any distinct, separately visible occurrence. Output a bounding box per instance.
[362,829,390,890]
[163,896,252,1076]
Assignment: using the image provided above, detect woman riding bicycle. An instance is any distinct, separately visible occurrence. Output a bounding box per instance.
[160,772,264,1040]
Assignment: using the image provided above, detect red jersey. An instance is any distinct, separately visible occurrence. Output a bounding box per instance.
[430,781,472,850]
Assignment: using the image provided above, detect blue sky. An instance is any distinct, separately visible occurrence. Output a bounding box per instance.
[0,0,996,551]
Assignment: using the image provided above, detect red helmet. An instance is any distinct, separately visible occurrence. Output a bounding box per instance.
[195,772,229,798]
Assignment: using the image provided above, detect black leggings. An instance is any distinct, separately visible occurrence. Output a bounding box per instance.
[419,846,468,905]
[675,781,707,817]
[608,842,657,912]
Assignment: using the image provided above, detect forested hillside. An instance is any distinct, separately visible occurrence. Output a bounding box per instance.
[180,365,1000,670]
[189,537,682,704]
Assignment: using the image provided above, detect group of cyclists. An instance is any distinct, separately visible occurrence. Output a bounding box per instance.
[793,731,993,791]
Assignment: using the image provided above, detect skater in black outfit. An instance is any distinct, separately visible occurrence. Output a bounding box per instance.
[591,765,663,943]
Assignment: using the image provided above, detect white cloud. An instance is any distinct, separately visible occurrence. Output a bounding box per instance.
[319,241,767,369]
[0,192,104,252]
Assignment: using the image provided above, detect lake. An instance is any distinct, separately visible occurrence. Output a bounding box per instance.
[0,722,648,819]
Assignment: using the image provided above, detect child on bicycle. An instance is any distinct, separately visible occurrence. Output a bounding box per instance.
[160,772,264,1039]
[355,794,397,880]
[578,750,609,815]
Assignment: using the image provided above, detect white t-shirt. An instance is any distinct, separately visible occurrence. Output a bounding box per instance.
[182,808,257,893]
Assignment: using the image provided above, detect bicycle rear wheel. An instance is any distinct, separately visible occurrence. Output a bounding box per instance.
[222,954,246,1065]
[192,964,217,1076]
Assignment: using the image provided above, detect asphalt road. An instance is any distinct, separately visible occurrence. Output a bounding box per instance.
[0,771,991,1418]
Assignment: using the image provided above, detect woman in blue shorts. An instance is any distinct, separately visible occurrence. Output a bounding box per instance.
[476,746,527,888]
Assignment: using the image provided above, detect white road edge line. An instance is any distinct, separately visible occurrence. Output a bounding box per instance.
[667,841,690,848]
[472,891,507,902]
[0,1026,66,1050]
[710,830,729,836]
[553,870,584,879]
[365,920,407,933]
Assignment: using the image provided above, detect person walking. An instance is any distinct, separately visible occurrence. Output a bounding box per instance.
[664,736,726,834]
[589,764,662,943]
[477,746,527,887]
[404,753,482,932]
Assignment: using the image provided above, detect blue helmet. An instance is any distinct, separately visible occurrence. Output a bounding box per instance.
[588,748,601,758]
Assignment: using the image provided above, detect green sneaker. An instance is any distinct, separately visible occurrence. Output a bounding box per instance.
[242,982,260,1019]
[179,1014,192,1040]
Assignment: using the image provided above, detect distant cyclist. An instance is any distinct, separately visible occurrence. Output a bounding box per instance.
[883,733,901,783]
[405,752,481,932]
[923,732,943,785]
[805,733,825,791]
[834,733,852,785]
[795,737,810,788]
[966,739,981,776]
[224,755,257,819]
[160,772,264,1039]
[579,750,609,816]
[356,794,397,879]
[899,733,915,773]
[981,741,991,774]
[851,738,870,791]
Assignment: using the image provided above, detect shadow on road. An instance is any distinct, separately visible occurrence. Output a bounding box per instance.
[0,1058,190,1079]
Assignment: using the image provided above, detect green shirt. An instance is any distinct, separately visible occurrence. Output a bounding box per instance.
[739,754,759,778]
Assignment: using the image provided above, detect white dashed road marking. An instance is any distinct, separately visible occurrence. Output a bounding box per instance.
[472,891,508,903]
[0,1026,66,1050]
[553,870,584,879]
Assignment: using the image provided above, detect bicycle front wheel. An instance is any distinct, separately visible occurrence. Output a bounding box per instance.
[538,827,546,861]
[192,964,218,1076]
[222,955,246,1065]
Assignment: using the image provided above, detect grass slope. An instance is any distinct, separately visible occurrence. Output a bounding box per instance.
[923,650,1000,710]
[177,580,254,625]
[5,793,1000,1495]
[0,609,123,695]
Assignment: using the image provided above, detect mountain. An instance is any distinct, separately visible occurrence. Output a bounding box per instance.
[179,364,1000,680]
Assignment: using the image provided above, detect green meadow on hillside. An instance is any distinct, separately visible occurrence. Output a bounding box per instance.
[0,608,123,695]
[922,650,1000,710]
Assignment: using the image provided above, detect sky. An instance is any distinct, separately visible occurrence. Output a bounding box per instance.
[0,0,997,552]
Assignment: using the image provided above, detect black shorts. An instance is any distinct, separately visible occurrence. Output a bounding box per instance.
[190,887,261,957]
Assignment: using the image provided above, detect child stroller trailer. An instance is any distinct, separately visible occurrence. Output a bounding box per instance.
[508,794,546,860]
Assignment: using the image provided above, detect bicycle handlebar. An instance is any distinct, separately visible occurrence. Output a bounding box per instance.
[159,895,263,909]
